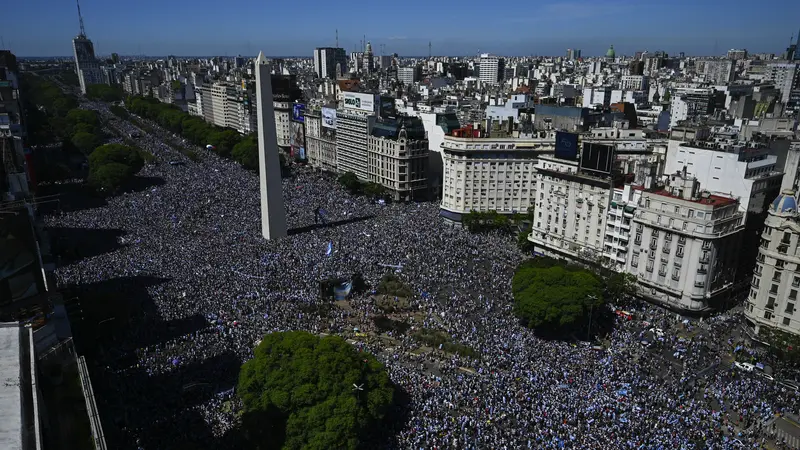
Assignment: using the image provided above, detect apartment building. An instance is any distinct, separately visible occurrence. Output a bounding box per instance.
[746,190,800,337]
[336,92,377,179]
[305,107,337,172]
[528,155,617,263]
[439,130,555,223]
[627,172,744,311]
[603,185,642,271]
[313,47,347,79]
[620,75,650,92]
[479,54,504,85]
[368,116,429,201]
[765,62,799,104]
[669,88,716,128]
[704,60,735,84]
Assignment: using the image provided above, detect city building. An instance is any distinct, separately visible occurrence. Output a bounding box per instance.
[313,47,347,79]
[669,88,716,128]
[305,106,338,172]
[272,75,303,150]
[336,92,377,179]
[704,60,735,84]
[626,172,744,311]
[368,116,429,201]
[603,184,642,271]
[528,154,618,265]
[765,62,800,107]
[0,51,29,200]
[72,34,103,94]
[727,49,748,60]
[440,129,555,224]
[745,190,800,337]
[620,75,650,92]
[479,54,504,85]
[397,67,417,86]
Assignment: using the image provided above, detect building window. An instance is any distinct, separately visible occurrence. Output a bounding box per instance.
[676,245,684,257]
[764,311,772,320]
[770,284,779,295]
[784,317,791,326]
[787,303,795,315]
[774,272,782,283]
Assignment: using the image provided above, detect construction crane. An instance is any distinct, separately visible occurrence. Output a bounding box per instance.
[76,0,87,37]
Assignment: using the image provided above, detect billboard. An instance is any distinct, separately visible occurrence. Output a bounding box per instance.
[580,142,614,175]
[342,92,376,112]
[554,131,579,160]
[290,121,307,161]
[322,107,337,129]
[292,103,306,123]
[379,96,396,118]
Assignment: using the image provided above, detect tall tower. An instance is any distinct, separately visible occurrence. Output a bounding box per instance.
[72,0,101,94]
[255,51,288,240]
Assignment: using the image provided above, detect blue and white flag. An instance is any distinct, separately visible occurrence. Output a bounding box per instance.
[334,281,352,300]
[325,241,333,256]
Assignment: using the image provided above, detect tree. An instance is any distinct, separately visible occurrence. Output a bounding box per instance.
[517,229,535,253]
[362,182,387,200]
[85,84,123,102]
[338,172,362,194]
[89,144,144,174]
[66,109,100,129]
[88,162,132,192]
[237,331,395,450]
[512,258,605,333]
[71,131,102,155]
[170,80,182,91]
[605,272,638,308]
[231,136,259,170]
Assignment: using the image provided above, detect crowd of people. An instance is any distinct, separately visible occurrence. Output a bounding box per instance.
[44,100,800,449]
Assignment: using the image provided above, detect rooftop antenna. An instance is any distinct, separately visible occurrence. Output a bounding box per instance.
[429,41,432,58]
[76,0,86,37]
[336,29,339,48]
[363,35,366,51]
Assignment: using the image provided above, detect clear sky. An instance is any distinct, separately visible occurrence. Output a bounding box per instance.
[6,0,800,57]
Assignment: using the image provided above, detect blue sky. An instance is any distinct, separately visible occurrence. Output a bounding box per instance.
[6,0,800,57]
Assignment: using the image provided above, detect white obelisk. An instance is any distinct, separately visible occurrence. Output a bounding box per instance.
[255,51,288,239]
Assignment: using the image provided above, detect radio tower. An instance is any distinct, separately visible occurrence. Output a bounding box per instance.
[76,0,86,37]
[429,41,432,58]
[335,29,339,48]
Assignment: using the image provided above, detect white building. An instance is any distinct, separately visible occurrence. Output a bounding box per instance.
[626,173,743,311]
[397,67,417,85]
[765,62,799,104]
[313,47,347,79]
[620,75,649,92]
[703,60,735,84]
[779,141,800,192]
[664,140,783,219]
[528,155,616,263]
[603,185,642,271]
[479,54,502,85]
[746,191,800,337]
[336,92,377,179]
[440,134,554,223]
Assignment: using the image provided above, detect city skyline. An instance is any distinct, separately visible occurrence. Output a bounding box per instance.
[5,0,800,57]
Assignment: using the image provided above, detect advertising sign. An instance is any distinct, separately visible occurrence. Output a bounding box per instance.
[554,131,579,160]
[342,92,376,112]
[290,121,307,162]
[292,103,306,123]
[379,96,396,118]
[321,107,337,129]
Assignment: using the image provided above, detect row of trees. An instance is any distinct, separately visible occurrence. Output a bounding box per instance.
[87,144,144,193]
[512,257,637,336]
[337,172,388,199]
[85,84,124,103]
[125,95,289,172]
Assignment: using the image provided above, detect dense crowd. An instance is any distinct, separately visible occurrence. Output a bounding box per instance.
[45,100,800,449]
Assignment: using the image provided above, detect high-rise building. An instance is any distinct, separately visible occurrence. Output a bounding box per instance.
[255,51,287,240]
[313,47,347,79]
[71,0,103,94]
[362,42,375,75]
[727,49,748,60]
[368,116,429,201]
[669,88,716,127]
[479,53,503,85]
[765,62,800,104]
[397,67,416,85]
[336,92,377,179]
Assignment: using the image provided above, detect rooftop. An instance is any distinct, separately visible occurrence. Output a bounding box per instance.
[0,323,22,450]
[648,189,738,207]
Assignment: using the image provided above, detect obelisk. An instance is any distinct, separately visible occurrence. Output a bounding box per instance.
[255,51,287,239]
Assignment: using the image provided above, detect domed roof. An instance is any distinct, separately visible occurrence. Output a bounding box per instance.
[771,190,798,215]
[606,45,616,58]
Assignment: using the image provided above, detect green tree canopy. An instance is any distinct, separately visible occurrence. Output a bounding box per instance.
[512,258,605,333]
[338,172,362,194]
[88,162,133,192]
[605,272,638,308]
[88,144,144,174]
[66,108,100,129]
[71,131,102,155]
[238,331,395,450]
[231,136,259,170]
[85,84,124,102]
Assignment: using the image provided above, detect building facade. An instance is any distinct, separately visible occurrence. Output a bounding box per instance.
[746,191,800,337]
[479,54,503,85]
[313,47,347,79]
[669,88,715,128]
[440,133,554,223]
[626,173,743,311]
[368,116,429,201]
[336,98,376,179]
[72,35,103,94]
[305,108,338,172]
